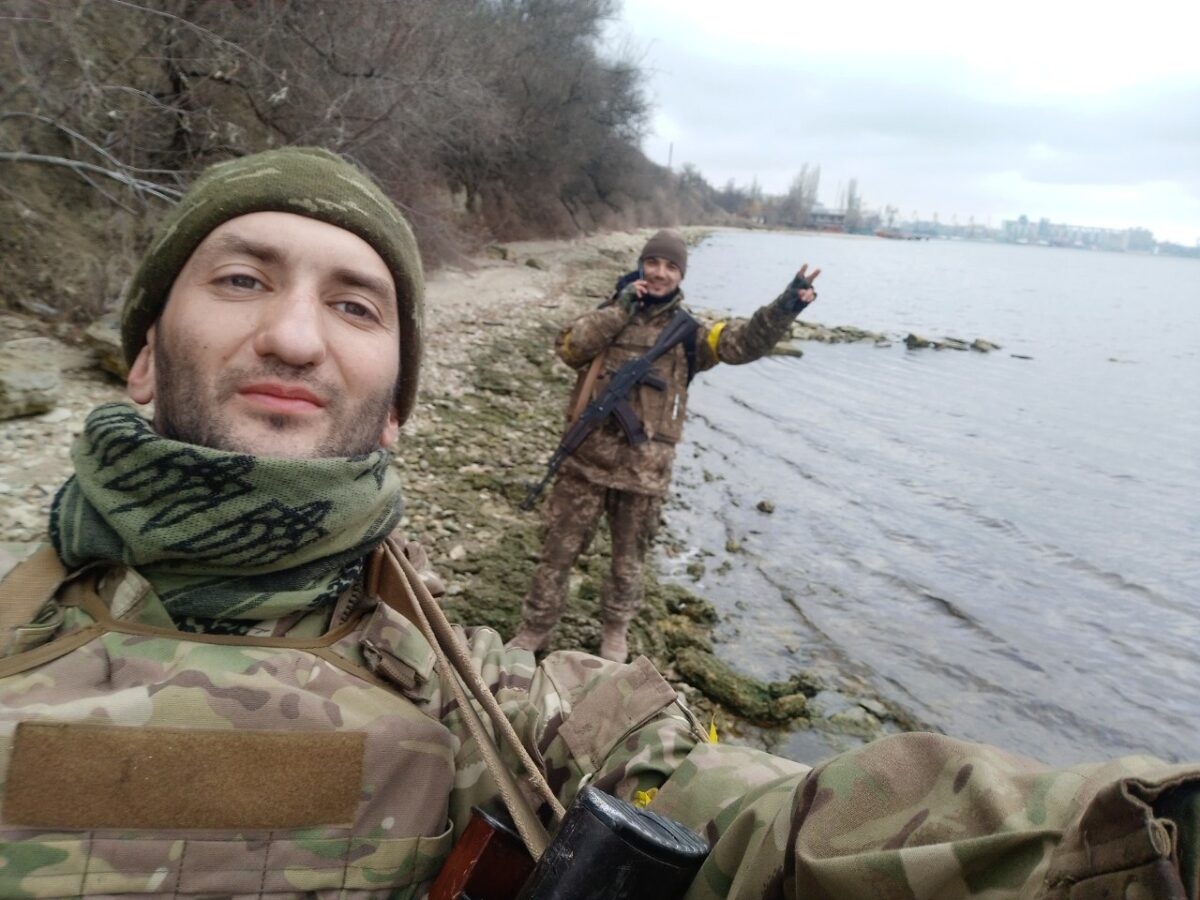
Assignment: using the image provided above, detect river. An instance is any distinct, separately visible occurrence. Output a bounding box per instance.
[661,229,1200,766]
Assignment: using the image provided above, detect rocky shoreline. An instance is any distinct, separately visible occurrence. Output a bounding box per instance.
[0,228,919,761]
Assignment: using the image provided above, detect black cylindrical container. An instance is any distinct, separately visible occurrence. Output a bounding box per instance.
[516,786,709,900]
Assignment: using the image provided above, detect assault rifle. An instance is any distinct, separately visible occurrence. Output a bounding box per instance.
[520,308,699,511]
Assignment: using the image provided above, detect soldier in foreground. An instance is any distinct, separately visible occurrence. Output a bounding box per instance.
[1,148,1198,899]
[510,230,819,662]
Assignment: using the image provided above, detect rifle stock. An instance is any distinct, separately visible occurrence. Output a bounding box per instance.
[429,804,535,900]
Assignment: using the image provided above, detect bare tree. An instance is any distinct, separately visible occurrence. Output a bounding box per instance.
[0,0,710,321]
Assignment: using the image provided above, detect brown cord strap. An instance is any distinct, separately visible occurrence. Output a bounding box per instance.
[376,539,564,858]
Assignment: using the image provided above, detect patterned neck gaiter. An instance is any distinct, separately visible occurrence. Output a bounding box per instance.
[51,403,404,627]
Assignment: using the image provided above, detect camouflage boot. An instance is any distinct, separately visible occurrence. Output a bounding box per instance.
[598,621,629,663]
[506,623,555,653]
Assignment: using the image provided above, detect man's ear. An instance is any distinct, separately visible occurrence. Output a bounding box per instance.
[379,407,400,448]
[126,327,156,404]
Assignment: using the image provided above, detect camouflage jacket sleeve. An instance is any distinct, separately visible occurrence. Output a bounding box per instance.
[556,305,632,368]
[695,285,807,373]
[645,732,1199,899]
[369,603,708,838]
[402,616,1199,899]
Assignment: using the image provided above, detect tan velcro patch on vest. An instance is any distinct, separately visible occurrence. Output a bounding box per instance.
[4,722,365,830]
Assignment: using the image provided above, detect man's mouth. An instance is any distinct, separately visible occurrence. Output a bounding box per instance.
[237,382,326,414]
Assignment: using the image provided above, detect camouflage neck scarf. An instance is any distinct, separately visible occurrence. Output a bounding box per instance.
[51,403,403,626]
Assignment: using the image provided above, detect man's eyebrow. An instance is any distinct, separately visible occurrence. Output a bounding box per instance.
[203,233,284,266]
[330,267,396,306]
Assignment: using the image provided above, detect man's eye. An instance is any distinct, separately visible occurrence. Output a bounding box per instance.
[225,273,262,290]
[334,300,376,320]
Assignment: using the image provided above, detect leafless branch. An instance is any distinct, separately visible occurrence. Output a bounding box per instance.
[0,152,182,202]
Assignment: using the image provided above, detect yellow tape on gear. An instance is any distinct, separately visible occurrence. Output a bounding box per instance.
[633,787,659,808]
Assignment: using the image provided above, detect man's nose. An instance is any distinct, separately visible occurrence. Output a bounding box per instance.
[250,287,328,368]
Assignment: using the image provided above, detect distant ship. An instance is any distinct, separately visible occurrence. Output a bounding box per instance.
[874,228,924,241]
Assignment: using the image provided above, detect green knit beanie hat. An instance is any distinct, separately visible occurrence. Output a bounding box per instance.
[640,228,688,277]
[120,146,424,425]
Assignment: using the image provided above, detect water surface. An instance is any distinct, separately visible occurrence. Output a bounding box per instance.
[663,230,1200,765]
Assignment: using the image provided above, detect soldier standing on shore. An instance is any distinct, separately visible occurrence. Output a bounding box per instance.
[509,229,819,661]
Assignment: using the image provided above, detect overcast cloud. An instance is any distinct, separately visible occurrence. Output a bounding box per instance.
[609,0,1200,243]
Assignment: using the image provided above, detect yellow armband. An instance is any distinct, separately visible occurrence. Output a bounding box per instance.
[705,321,727,360]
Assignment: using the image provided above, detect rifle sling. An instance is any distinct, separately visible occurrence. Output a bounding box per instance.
[371,539,564,859]
[569,350,607,425]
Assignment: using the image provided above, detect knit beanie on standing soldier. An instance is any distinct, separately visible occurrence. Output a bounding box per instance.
[120,146,425,425]
[640,228,688,276]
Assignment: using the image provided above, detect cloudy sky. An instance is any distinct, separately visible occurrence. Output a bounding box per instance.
[608,0,1200,244]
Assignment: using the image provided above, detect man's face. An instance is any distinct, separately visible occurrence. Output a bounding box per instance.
[641,256,683,298]
[127,211,402,458]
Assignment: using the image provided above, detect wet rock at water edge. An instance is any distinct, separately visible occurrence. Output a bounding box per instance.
[756,500,775,514]
[770,342,805,358]
[939,337,971,351]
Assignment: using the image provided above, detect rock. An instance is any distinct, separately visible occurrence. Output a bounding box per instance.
[674,647,810,725]
[858,698,890,718]
[0,337,62,421]
[904,333,933,349]
[37,407,72,424]
[449,544,466,561]
[83,315,127,379]
[831,325,884,343]
[524,257,546,270]
[725,538,741,553]
[574,272,617,298]
[828,704,882,736]
[1010,353,1033,360]
[971,338,1002,352]
[756,499,775,514]
[939,337,970,351]
[770,342,805,358]
[685,560,706,581]
[484,245,509,260]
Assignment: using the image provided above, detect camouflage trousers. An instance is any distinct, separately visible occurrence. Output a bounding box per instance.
[521,470,663,630]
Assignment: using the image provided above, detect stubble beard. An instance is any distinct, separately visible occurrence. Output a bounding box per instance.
[151,330,397,459]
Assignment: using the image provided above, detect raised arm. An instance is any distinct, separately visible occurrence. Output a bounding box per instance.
[696,264,821,370]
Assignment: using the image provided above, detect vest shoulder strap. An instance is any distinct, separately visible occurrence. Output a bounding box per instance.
[0,545,67,630]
